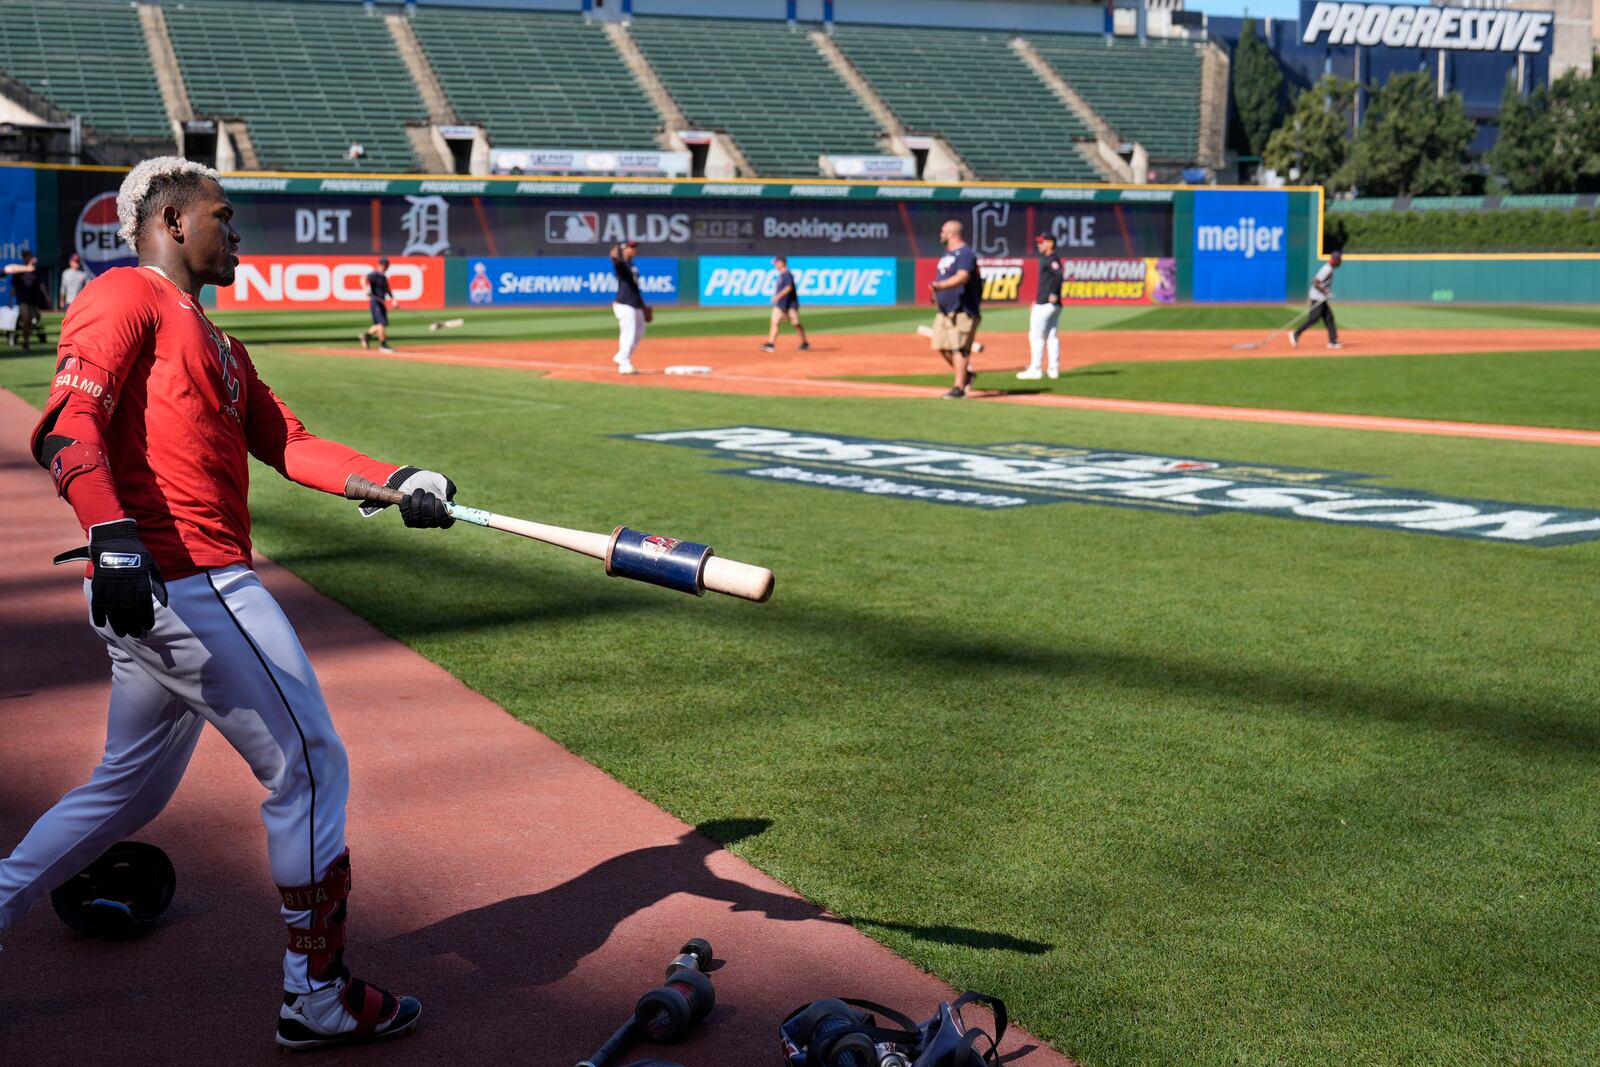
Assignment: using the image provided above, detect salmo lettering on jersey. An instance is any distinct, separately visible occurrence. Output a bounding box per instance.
[626,427,1600,545]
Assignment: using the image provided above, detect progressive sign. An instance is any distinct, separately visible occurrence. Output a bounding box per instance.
[631,427,1600,546]
[1301,1,1554,53]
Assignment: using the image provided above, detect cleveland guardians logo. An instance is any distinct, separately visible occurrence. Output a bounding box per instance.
[75,192,136,272]
[640,535,681,556]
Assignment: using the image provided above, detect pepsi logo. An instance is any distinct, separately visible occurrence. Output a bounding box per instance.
[76,192,135,269]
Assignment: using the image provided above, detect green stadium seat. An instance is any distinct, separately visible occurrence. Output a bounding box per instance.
[1027,35,1204,163]
[829,25,1100,182]
[628,15,884,177]
[410,8,660,152]
[0,0,171,139]
[165,0,427,172]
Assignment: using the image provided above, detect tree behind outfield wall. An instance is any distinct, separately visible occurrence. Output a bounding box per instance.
[1262,75,1355,191]
[1544,57,1600,193]
[1487,76,1552,194]
[1232,18,1284,157]
[1341,71,1475,196]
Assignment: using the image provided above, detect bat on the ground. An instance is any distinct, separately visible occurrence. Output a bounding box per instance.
[395,307,465,331]
[344,475,774,603]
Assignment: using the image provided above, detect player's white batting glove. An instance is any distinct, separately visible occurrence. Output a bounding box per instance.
[359,466,457,529]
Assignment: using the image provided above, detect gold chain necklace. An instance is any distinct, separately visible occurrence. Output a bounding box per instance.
[141,264,232,360]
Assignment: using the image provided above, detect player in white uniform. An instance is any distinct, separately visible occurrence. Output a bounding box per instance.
[1291,250,1341,349]
[0,157,449,1050]
[610,239,651,374]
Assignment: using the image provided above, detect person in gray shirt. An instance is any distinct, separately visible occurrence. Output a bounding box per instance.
[59,253,93,309]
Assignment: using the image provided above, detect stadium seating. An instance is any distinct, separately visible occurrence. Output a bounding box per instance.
[165,0,427,172]
[830,25,1100,182]
[1028,35,1204,162]
[410,8,661,151]
[628,17,884,177]
[0,0,171,139]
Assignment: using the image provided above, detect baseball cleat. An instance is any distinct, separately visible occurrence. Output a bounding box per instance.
[942,386,966,399]
[1016,368,1043,380]
[1288,334,1298,348]
[378,345,396,353]
[359,334,370,350]
[276,974,421,1051]
[1047,367,1060,379]
[618,362,639,375]
[1327,342,1342,349]
[758,343,775,352]
[799,342,811,351]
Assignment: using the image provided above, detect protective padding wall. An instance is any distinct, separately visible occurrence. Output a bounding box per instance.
[1338,257,1600,304]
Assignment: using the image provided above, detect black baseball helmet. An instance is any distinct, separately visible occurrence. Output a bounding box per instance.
[51,841,176,938]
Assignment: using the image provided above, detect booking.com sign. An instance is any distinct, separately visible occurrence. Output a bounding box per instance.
[699,256,896,307]
[1192,191,1288,303]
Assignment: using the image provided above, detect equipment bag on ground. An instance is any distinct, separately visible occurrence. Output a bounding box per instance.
[780,990,1007,1067]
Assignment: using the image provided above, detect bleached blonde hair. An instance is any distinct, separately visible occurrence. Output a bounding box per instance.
[117,156,222,251]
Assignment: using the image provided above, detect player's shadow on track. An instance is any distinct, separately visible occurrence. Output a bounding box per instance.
[385,818,1048,989]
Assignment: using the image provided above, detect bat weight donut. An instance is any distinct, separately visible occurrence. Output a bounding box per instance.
[635,965,715,1042]
[665,937,713,978]
[605,526,712,597]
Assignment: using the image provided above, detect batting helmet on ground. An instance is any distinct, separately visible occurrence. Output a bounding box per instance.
[51,841,176,938]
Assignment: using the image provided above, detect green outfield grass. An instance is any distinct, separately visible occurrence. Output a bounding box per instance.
[3,311,1597,1066]
[864,350,1600,430]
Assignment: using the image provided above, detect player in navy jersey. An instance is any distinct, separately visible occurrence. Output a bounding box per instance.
[928,220,982,399]
[358,257,395,353]
[759,255,810,352]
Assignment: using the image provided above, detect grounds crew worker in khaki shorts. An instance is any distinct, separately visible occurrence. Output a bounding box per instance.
[929,219,982,399]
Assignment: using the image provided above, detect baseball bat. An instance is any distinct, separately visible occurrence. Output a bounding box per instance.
[344,475,774,603]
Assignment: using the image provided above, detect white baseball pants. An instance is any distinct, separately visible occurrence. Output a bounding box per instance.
[613,303,646,364]
[1028,303,1061,373]
[0,564,347,992]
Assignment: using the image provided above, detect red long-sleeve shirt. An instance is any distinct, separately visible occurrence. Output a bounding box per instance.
[32,266,395,578]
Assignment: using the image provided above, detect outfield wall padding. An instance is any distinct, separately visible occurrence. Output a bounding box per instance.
[1338,257,1600,304]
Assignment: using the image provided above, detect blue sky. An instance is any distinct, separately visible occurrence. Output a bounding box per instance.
[1183,0,1303,21]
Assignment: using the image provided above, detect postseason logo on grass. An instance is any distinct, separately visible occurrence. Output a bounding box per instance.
[628,427,1600,547]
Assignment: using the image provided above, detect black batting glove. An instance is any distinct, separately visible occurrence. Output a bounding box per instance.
[84,520,168,637]
[399,484,455,529]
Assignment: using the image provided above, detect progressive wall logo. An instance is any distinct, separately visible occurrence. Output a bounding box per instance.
[699,257,896,307]
[215,255,445,310]
[462,256,678,306]
[75,192,137,271]
[627,427,1600,546]
[1192,190,1288,303]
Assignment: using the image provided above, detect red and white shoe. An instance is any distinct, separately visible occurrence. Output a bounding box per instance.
[276,973,421,1051]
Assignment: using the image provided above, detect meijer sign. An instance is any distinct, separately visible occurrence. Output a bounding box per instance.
[1301,1,1553,53]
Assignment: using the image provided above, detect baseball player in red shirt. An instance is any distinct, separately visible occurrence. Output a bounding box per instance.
[1,158,447,1049]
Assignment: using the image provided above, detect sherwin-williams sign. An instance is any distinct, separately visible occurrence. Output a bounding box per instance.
[462,256,679,306]
[698,257,896,306]
[1192,190,1288,303]
[629,427,1600,545]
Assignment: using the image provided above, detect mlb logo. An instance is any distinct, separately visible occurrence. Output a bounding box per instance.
[546,211,600,244]
[76,192,135,270]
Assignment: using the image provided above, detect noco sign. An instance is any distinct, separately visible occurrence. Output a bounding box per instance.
[215,256,446,310]
[1301,1,1554,53]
